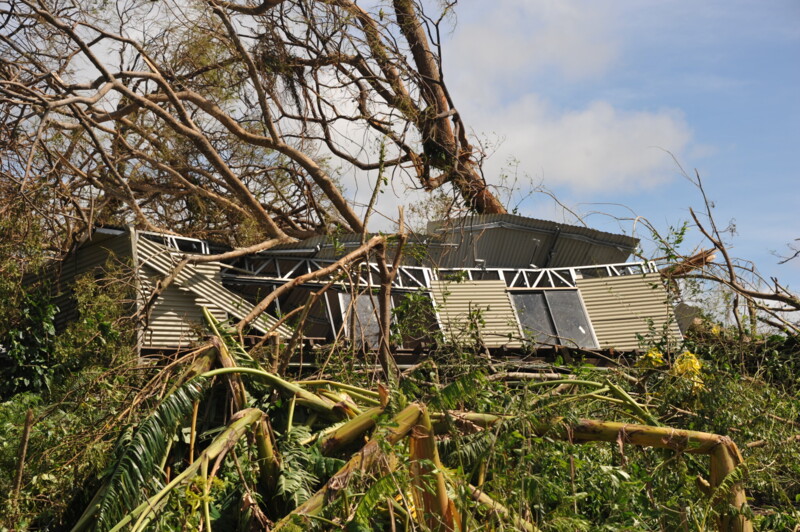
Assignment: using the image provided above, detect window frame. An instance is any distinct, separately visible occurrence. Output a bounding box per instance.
[508,287,599,349]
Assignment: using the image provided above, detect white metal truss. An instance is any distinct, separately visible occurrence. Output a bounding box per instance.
[223,256,655,291]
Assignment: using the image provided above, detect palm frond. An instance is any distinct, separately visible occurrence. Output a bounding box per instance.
[433,370,487,410]
[439,430,495,470]
[348,472,402,529]
[72,378,208,531]
[275,425,344,509]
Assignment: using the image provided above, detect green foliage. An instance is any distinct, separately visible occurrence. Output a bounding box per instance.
[0,288,59,397]
[274,425,344,512]
[1,258,136,400]
[431,370,487,411]
[54,264,137,370]
[347,472,403,530]
[390,290,439,348]
[1,267,799,531]
[0,257,140,528]
[91,379,208,531]
[650,220,690,261]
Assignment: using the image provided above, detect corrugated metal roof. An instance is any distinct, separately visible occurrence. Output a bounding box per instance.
[253,215,636,270]
[577,273,682,351]
[430,280,523,348]
[136,237,292,338]
[426,214,637,269]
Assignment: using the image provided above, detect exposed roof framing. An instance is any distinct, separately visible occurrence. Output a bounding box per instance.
[222,255,657,291]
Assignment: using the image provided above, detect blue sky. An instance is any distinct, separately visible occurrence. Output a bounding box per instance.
[436,0,799,290]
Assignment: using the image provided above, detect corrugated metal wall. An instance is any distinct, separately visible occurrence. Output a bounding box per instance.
[577,273,682,350]
[53,232,133,332]
[430,280,523,348]
[139,265,229,349]
[140,272,207,348]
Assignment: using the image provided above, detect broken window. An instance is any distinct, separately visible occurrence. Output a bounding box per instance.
[510,292,557,345]
[510,290,598,348]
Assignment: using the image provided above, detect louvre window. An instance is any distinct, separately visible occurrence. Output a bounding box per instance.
[510,290,598,348]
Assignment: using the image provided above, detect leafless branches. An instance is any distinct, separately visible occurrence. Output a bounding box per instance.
[0,0,505,257]
[653,170,799,335]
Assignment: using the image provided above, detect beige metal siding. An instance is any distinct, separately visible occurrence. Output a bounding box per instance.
[136,237,292,341]
[139,267,228,348]
[430,280,523,348]
[141,279,205,348]
[577,273,681,351]
[53,232,133,331]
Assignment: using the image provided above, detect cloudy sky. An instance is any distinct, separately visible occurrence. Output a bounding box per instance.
[418,0,799,289]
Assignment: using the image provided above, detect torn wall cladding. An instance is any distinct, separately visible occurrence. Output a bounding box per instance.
[37,215,680,355]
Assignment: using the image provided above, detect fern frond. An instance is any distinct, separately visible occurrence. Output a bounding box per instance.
[349,472,402,528]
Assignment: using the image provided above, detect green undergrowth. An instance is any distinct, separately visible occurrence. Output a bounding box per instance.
[0,303,798,530]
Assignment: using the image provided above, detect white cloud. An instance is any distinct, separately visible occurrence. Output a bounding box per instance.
[443,2,694,194]
[448,0,620,88]
[477,96,692,192]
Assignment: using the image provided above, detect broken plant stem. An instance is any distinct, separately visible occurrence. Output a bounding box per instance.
[605,380,660,426]
[199,367,339,417]
[467,485,539,532]
[319,405,386,455]
[110,409,263,532]
[272,403,423,530]
[537,418,752,532]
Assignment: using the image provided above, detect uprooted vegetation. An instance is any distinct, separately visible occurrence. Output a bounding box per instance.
[1,301,798,531]
[1,196,799,531]
[1,0,797,527]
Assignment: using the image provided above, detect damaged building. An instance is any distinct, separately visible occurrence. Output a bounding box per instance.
[45,214,682,360]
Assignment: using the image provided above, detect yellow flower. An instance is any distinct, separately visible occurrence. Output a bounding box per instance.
[637,348,666,368]
[672,351,704,392]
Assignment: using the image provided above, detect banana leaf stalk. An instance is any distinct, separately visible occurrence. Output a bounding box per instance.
[206,334,281,492]
[272,403,424,531]
[199,367,340,417]
[319,405,386,455]
[296,380,381,398]
[467,485,539,532]
[317,389,363,415]
[164,344,219,398]
[409,405,461,532]
[605,380,659,426]
[336,388,382,407]
[109,408,264,532]
[255,417,280,491]
[430,411,505,434]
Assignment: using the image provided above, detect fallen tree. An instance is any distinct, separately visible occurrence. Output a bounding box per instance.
[62,312,755,531]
